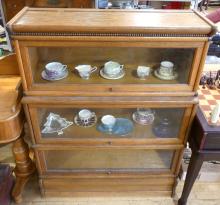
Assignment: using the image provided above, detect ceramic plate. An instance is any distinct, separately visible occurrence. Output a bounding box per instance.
[132,112,154,125]
[100,68,125,80]
[97,118,133,136]
[154,69,178,80]
[74,115,97,128]
[41,69,68,81]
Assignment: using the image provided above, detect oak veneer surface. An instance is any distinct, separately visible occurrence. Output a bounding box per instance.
[0,76,21,119]
[7,8,213,35]
[0,54,19,75]
[0,76,23,143]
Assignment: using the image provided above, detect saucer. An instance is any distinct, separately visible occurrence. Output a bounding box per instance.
[100,68,125,80]
[97,118,133,136]
[132,112,154,125]
[41,69,68,81]
[74,114,97,127]
[154,69,178,80]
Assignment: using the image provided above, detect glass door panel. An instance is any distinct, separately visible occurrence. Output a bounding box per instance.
[36,107,185,140]
[44,149,174,172]
[28,46,195,85]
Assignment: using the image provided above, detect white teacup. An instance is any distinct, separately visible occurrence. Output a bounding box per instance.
[75,65,97,80]
[78,109,94,122]
[159,61,174,77]
[137,66,151,79]
[101,115,116,131]
[104,61,124,76]
[45,62,67,78]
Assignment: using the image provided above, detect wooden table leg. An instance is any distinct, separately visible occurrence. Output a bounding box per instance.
[11,132,35,204]
[178,152,203,205]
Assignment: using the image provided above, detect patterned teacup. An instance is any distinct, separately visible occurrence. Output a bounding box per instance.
[78,109,94,123]
[135,108,155,124]
[159,61,174,77]
[45,62,67,78]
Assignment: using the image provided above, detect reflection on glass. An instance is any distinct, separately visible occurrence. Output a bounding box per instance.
[152,109,183,138]
[28,47,195,85]
[45,149,174,172]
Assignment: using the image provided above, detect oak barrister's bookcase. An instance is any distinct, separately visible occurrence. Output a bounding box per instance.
[8,8,214,197]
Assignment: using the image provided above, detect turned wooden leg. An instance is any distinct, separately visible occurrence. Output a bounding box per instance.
[178,152,203,205]
[11,132,35,204]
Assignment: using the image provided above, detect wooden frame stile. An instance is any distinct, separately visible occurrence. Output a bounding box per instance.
[176,107,197,143]
[188,45,205,91]
[193,41,211,91]
[14,40,28,91]
[182,104,198,145]
[23,104,36,144]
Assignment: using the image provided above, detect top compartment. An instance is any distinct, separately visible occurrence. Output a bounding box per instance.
[7,8,215,96]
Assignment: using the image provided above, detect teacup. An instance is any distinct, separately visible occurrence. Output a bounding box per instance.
[104,61,124,76]
[75,65,97,80]
[136,108,155,123]
[137,66,151,79]
[101,115,116,132]
[159,61,174,77]
[78,109,94,123]
[45,62,67,78]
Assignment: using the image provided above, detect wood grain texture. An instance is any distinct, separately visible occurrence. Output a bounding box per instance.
[0,75,23,143]
[1,0,26,22]
[43,190,172,197]
[0,108,24,143]
[12,136,36,203]
[22,95,198,105]
[26,0,93,8]
[7,8,213,35]
[40,176,174,197]
[2,0,94,23]
[42,178,173,192]
[0,76,21,115]
[0,54,20,75]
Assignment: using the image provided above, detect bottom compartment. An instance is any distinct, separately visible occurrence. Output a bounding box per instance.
[35,148,179,174]
[34,147,181,197]
[40,176,174,197]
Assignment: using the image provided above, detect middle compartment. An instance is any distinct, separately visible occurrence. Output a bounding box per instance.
[23,96,197,146]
